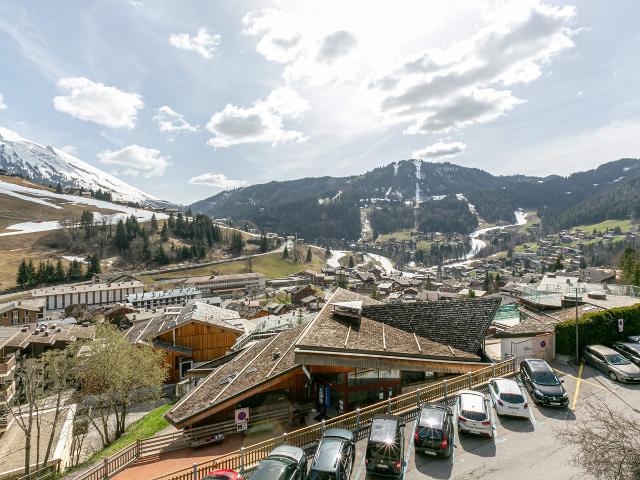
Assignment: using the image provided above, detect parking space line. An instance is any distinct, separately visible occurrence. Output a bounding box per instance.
[552,366,608,392]
[353,443,368,480]
[402,420,415,477]
[570,363,584,410]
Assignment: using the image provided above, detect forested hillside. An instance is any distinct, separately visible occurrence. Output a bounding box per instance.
[190,158,640,241]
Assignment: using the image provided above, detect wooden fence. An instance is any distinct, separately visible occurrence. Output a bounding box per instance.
[151,357,517,480]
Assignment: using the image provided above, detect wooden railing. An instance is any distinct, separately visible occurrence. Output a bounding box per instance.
[151,357,517,480]
[67,406,301,480]
[15,460,61,480]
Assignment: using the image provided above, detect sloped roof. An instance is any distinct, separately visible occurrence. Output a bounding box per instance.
[361,297,500,355]
[165,326,304,426]
[124,301,243,344]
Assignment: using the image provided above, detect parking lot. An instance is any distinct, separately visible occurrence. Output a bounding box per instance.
[350,360,640,480]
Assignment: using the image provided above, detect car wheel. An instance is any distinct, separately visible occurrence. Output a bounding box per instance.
[609,371,618,382]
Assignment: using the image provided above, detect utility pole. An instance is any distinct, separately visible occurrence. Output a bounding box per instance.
[575,287,579,363]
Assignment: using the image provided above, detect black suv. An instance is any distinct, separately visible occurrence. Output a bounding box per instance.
[251,446,307,480]
[520,358,568,407]
[308,428,356,480]
[413,404,453,458]
[365,415,405,477]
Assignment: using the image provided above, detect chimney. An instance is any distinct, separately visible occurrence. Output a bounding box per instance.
[272,348,281,360]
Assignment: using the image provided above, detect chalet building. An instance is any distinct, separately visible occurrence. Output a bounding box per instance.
[290,285,317,305]
[0,320,96,358]
[0,299,46,326]
[165,289,499,429]
[126,288,202,309]
[183,273,266,298]
[32,280,144,312]
[125,301,247,383]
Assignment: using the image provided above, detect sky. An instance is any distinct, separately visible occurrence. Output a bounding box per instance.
[1,0,639,205]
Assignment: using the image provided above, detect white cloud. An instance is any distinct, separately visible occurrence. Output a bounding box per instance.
[412,141,466,160]
[206,87,309,148]
[0,93,7,111]
[317,30,357,63]
[59,144,77,155]
[188,173,248,190]
[243,2,576,137]
[98,145,170,177]
[376,2,576,134]
[169,27,221,59]
[53,77,144,129]
[153,105,198,139]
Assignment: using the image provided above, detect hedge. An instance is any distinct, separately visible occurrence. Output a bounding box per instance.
[555,304,640,356]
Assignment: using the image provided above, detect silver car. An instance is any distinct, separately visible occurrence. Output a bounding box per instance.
[583,345,640,383]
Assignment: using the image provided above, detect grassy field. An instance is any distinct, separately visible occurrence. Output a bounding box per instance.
[376,230,417,242]
[571,219,633,233]
[514,243,540,253]
[137,247,326,284]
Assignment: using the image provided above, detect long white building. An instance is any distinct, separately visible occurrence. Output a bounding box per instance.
[32,280,144,311]
[183,273,266,297]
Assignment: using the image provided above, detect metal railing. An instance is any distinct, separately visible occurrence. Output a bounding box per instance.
[152,358,517,480]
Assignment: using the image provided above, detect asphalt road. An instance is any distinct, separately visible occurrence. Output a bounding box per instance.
[349,360,640,480]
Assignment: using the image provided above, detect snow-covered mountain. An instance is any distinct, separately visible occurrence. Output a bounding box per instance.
[0,127,170,206]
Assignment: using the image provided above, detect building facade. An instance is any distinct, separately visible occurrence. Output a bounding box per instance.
[32,280,144,312]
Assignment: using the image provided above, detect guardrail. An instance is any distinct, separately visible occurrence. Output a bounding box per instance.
[152,357,517,480]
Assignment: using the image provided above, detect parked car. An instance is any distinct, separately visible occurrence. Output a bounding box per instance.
[308,428,356,480]
[627,335,640,344]
[365,415,405,476]
[583,345,640,383]
[203,470,243,480]
[250,446,306,480]
[413,404,453,458]
[455,390,492,438]
[611,342,640,366]
[487,378,529,418]
[520,358,568,407]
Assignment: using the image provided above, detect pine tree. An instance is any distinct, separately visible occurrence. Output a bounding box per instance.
[86,254,102,277]
[325,246,331,259]
[283,245,289,259]
[55,182,63,194]
[306,247,313,263]
[230,232,244,254]
[26,259,36,287]
[67,260,84,281]
[348,256,355,268]
[114,219,129,251]
[54,259,66,283]
[483,271,491,292]
[16,259,28,288]
[160,223,169,242]
[150,214,158,233]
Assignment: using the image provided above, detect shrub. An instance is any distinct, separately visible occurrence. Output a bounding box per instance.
[555,304,640,356]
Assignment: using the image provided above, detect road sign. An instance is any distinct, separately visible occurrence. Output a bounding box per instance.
[237,422,247,432]
[618,318,624,333]
[235,408,250,424]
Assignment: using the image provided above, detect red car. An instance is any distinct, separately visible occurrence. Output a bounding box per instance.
[202,469,243,480]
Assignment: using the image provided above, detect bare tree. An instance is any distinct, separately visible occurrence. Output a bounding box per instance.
[556,400,640,480]
[73,325,167,447]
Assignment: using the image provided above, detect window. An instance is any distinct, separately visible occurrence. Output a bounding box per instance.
[12,310,19,325]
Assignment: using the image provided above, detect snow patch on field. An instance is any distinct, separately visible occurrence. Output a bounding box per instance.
[0,180,168,236]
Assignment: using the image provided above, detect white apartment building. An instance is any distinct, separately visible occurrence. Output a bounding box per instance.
[183,273,266,297]
[126,288,202,309]
[32,280,144,311]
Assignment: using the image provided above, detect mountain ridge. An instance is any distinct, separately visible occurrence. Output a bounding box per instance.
[0,127,173,207]
[190,158,640,240]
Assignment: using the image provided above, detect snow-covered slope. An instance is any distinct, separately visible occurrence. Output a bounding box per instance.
[0,127,164,205]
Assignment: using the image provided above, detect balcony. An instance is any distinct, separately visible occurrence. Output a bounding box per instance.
[0,356,16,375]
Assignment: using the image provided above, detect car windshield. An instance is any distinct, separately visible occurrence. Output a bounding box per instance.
[307,471,336,480]
[417,426,443,440]
[500,393,525,404]
[606,354,631,365]
[532,372,560,386]
[251,459,290,480]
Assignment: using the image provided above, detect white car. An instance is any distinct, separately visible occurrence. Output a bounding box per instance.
[487,378,529,418]
[455,390,493,438]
